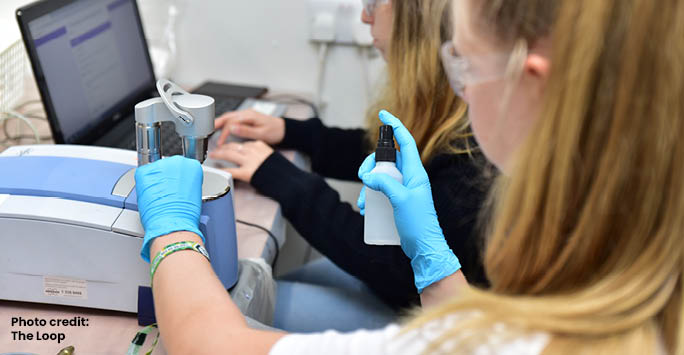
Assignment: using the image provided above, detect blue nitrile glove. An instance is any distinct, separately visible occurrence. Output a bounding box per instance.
[358,110,461,293]
[134,156,205,262]
[357,187,366,216]
[357,153,402,216]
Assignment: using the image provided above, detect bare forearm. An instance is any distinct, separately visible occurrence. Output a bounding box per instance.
[150,232,285,354]
[420,270,468,309]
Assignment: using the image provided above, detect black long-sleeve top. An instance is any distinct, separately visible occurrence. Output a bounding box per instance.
[251,117,490,310]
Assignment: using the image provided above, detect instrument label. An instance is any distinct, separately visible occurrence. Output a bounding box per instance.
[43,276,88,300]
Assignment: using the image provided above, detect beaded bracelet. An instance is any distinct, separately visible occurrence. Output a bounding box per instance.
[150,241,210,284]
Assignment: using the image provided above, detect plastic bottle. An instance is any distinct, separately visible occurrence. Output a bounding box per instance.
[364,125,403,245]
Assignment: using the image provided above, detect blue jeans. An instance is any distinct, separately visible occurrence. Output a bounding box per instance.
[274,258,397,333]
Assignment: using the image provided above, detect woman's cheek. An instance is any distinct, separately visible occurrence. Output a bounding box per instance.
[466,85,508,167]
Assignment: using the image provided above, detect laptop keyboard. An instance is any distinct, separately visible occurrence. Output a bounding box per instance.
[214,96,244,116]
[123,97,243,156]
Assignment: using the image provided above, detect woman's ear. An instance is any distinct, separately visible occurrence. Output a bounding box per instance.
[524,54,551,80]
[524,53,551,97]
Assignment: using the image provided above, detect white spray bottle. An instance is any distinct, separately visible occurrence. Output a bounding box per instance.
[364,125,403,245]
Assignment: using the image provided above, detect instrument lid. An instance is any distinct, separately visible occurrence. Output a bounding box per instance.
[123,168,230,211]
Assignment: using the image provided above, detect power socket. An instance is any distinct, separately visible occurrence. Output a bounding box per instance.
[310,10,336,42]
[308,0,372,46]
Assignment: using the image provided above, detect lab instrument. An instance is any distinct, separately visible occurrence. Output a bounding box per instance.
[0,81,239,314]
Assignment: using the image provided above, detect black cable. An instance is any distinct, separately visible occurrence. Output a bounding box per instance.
[236,219,280,271]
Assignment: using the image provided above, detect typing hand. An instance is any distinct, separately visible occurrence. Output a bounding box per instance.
[214,109,285,146]
[358,110,461,293]
[209,140,274,183]
[135,156,204,262]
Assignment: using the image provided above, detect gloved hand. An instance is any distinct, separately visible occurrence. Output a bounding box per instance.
[358,110,461,293]
[357,153,402,216]
[135,156,205,262]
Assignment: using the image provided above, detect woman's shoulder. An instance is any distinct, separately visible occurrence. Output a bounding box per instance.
[269,314,549,355]
[388,314,549,355]
[426,150,496,193]
[427,148,491,175]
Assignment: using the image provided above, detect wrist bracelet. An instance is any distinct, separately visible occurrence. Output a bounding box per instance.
[150,241,210,285]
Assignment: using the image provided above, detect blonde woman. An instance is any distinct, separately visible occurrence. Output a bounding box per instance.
[207,0,489,332]
[133,0,683,353]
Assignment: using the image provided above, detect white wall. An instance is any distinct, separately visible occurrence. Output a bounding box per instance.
[0,0,28,49]
[139,0,385,129]
[1,0,383,128]
[1,0,370,268]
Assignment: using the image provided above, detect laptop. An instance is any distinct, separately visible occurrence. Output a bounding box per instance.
[16,0,286,156]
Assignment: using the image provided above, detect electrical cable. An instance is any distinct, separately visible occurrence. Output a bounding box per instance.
[21,111,47,119]
[359,46,372,108]
[13,99,43,110]
[0,134,52,143]
[2,118,13,141]
[315,43,330,114]
[0,99,48,149]
[1,107,46,142]
[236,219,280,272]
[0,111,41,144]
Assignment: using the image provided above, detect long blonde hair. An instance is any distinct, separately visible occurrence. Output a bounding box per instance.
[410,0,684,354]
[366,0,470,163]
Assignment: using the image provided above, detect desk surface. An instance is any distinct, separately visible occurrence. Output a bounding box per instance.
[0,80,311,354]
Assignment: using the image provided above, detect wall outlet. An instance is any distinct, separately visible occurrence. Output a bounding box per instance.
[310,9,336,42]
[308,0,372,46]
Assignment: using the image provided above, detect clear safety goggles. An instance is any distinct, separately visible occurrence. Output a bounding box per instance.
[362,0,389,17]
[440,41,522,97]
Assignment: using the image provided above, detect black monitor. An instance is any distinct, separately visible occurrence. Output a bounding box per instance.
[17,0,157,144]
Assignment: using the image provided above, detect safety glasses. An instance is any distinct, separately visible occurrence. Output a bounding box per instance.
[440,41,525,98]
[362,0,389,17]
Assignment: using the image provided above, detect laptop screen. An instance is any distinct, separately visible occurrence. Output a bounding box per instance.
[26,0,154,143]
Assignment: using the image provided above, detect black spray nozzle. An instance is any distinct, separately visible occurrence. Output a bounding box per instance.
[375,125,396,162]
